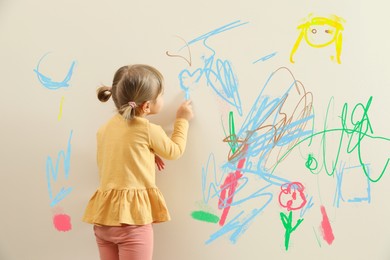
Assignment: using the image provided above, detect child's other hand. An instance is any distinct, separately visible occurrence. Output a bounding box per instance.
[155,155,165,171]
[176,100,194,121]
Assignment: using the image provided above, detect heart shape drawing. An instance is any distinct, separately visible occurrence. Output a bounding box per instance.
[178,68,203,97]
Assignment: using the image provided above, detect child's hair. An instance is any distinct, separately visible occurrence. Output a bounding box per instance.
[97,64,164,120]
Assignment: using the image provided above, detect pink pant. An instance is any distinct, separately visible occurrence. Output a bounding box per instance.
[94,224,153,260]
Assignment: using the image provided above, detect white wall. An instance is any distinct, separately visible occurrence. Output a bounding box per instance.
[1,0,390,259]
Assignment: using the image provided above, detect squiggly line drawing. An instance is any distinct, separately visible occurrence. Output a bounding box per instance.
[175,20,247,114]
[166,35,192,66]
[46,130,73,207]
[188,19,389,247]
[272,96,390,182]
[33,52,76,90]
[199,67,314,244]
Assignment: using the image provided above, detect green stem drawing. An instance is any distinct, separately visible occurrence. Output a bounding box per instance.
[280,211,304,250]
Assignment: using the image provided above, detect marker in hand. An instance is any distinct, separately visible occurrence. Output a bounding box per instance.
[185,90,190,100]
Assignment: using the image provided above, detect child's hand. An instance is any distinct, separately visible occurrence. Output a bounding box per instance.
[155,155,165,171]
[176,100,194,121]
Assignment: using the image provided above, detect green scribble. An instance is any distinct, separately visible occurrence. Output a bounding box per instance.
[191,210,220,223]
[313,226,322,247]
[229,111,237,153]
[222,111,240,160]
[305,153,319,172]
[280,211,304,251]
[272,96,390,182]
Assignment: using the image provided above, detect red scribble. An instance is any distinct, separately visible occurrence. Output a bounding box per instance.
[320,205,335,244]
[278,182,307,211]
[53,213,72,232]
[218,158,246,226]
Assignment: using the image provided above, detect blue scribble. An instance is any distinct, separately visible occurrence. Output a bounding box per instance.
[299,195,314,218]
[253,52,278,64]
[33,52,76,90]
[231,67,314,180]
[202,153,227,204]
[205,185,273,244]
[186,20,249,47]
[200,66,315,244]
[190,20,390,246]
[177,21,248,115]
[179,68,203,100]
[333,162,371,208]
[46,130,73,207]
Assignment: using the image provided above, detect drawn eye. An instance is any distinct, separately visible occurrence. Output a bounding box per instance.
[325,29,333,34]
[311,28,317,34]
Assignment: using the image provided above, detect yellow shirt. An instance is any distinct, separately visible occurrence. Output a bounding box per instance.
[83,114,189,226]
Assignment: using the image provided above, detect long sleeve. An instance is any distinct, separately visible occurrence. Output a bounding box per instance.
[83,115,189,226]
[149,118,189,160]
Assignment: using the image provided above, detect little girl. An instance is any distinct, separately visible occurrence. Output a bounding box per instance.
[83,64,194,260]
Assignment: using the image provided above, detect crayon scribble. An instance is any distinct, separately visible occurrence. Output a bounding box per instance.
[280,211,304,250]
[290,14,345,64]
[253,52,278,64]
[169,20,390,249]
[168,20,247,114]
[200,66,314,244]
[46,130,73,207]
[166,35,192,66]
[218,157,246,226]
[320,205,334,244]
[272,96,390,182]
[191,211,220,224]
[333,162,372,208]
[33,52,76,90]
[279,182,306,250]
[278,182,307,211]
[58,96,65,121]
[53,213,72,232]
[35,53,76,232]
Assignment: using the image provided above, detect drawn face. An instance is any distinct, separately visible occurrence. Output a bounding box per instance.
[290,15,344,64]
[305,24,337,47]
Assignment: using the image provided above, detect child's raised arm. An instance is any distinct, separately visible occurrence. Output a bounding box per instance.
[176,100,194,121]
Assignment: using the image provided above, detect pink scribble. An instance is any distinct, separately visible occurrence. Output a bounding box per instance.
[320,205,334,244]
[278,182,307,211]
[218,158,246,226]
[53,213,72,232]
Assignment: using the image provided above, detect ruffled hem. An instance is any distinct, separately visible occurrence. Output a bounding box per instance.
[82,187,171,226]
